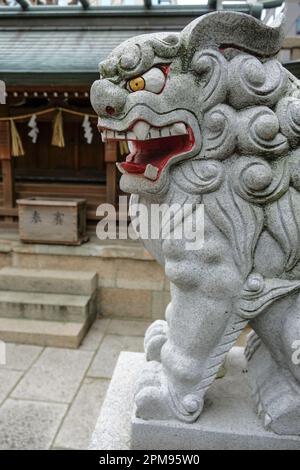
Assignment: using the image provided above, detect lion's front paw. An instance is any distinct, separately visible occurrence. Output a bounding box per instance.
[135,361,174,420]
[135,361,204,422]
[144,320,168,362]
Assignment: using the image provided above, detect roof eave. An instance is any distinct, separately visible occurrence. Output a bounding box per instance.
[3,72,98,88]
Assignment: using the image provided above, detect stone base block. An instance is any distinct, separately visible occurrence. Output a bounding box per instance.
[90,349,300,450]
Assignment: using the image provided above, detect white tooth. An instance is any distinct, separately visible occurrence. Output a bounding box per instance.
[149,128,160,139]
[171,123,187,135]
[126,131,137,140]
[144,164,159,180]
[116,162,126,174]
[161,127,170,137]
[107,130,115,139]
[128,141,135,153]
[101,132,107,142]
[133,121,150,140]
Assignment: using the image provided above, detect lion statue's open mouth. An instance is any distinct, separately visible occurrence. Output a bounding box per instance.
[98,119,195,181]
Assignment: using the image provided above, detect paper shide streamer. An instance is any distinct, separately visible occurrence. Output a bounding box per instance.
[28,114,39,144]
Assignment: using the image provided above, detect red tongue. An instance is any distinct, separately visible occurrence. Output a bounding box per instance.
[121,162,145,174]
[118,132,194,177]
[121,136,185,175]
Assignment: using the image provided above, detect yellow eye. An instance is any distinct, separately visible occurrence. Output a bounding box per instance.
[128,76,145,92]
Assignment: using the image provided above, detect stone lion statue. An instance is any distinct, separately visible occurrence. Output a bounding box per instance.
[91,11,300,435]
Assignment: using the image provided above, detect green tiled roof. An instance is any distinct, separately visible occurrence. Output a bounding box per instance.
[0,28,158,86]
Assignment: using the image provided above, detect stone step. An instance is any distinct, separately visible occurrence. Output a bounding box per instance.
[0,317,93,349]
[0,267,97,296]
[0,291,96,323]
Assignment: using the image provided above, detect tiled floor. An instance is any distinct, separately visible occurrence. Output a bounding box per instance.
[0,318,148,450]
[0,318,249,450]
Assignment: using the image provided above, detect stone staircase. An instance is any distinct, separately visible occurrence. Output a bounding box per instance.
[0,267,98,348]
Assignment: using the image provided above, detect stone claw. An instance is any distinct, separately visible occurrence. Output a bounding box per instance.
[135,361,174,421]
[135,361,204,423]
[144,320,168,362]
[135,361,161,395]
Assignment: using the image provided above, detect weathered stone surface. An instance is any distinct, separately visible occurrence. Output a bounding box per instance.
[99,287,152,318]
[0,230,166,321]
[90,350,300,450]
[107,319,151,337]
[90,352,144,450]
[0,316,152,450]
[0,370,23,405]
[0,291,94,322]
[0,343,42,371]
[236,326,252,347]
[87,334,143,379]
[0,253,10,269]
[132,348,300,450]
[0,317,91,349]
[116,260,165,290]
[13,254,117,288]
[80,318,110,351]
[91,10,300,435]
[12,347,93,403]
[53,378,109,450]
[0,267,97,296]
[151,291,170,320]
[0,266,98,348]
[6,246,165,318]
[13,238,153,260]
[0,399,67,450]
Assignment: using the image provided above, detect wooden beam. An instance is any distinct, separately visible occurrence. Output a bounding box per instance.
[104,142,118,207]
[0,208,18,217]
[0,121,10,160]
[104,141,118,163]
[2,160,15,209]
[0,121,15,223]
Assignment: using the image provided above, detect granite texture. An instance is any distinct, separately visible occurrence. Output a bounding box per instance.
[90,352,145,450]
[0,399,67,450]
[91,10,300,435]
[53,378,109,450]
[11,347,93,403]
[87,334,144,379]
[0,319,147,450]
[90,349,300,450]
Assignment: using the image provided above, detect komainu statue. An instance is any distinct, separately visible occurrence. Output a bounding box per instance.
[91,11,300,435]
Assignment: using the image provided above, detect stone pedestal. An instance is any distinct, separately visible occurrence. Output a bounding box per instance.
[90,349,300,450]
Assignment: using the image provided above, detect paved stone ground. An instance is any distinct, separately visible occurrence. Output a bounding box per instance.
[0,317,249,450]
[0,318,148,450]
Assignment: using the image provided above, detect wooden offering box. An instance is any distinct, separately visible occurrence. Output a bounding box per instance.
[17,197,88,246]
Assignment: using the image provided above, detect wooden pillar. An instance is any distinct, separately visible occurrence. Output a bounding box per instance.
[104,141,118,207]
[0,121,15,222]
